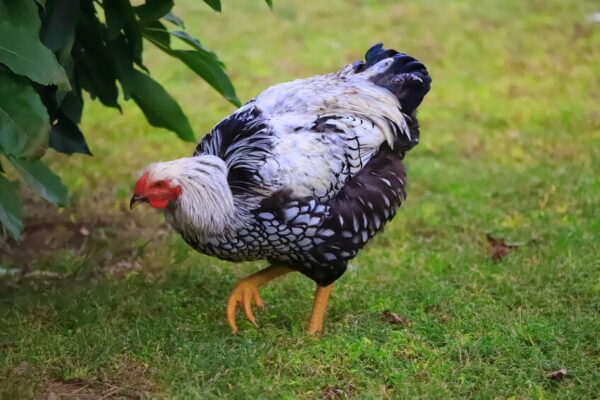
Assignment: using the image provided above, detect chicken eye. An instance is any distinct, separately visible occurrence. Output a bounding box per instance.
[154,181,164,188]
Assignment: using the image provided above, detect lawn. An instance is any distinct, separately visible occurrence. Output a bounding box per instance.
[1,0,600,398]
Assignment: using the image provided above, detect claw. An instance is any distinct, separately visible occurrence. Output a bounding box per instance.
[253,291,265,309]
[226,281,265,333]
[242,289,259,328]
[226,292,241,333]
[224,265,293,333]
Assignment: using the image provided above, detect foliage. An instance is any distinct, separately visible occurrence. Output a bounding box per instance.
[0,0,269,240]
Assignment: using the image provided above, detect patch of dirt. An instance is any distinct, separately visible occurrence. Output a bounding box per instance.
[46,380,131,400]
[45,355,158,399]
[0,188,170,271]
[0,354,158,399]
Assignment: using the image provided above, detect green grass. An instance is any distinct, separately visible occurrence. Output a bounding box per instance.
[2,0,600,398]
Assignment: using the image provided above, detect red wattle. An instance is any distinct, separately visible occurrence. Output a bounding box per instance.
[148,199,170,208]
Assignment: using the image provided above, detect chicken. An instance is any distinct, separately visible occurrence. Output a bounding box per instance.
[130,43,431,334]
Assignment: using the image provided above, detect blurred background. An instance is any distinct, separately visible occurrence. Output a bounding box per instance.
[1,0,599,398]
[49,0,600,211]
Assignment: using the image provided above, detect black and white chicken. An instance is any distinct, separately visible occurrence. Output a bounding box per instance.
[130,43,431,334]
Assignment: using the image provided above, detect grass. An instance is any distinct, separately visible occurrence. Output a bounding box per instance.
[1,0,600,398]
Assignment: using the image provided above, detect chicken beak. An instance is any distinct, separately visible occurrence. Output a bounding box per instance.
[129,194,147,210]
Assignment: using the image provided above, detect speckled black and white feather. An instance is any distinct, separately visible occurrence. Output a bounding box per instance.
[149,44,431,286]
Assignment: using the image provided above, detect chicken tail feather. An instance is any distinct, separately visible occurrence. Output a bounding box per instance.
[352,43,431,115]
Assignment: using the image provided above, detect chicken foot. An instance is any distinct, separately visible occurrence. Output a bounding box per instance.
[226,266,334,335]
[226,265,293,333]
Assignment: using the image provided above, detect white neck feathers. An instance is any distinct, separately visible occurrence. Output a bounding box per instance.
[144,156,237,239]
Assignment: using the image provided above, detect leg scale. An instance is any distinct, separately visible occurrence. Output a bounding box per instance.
[307,284,334,334]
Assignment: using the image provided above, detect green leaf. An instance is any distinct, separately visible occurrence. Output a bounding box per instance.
[8,156,68,206]
[162,12,184,28]
[106,36,135,99]
[40,0,80,52]
[0,70,49,159]
[73,11,120,109]
[60,91,83,124]
[142,19,240,106]
[51,91,89,155]
[141,21,170,49]
[129,70,195,142]
[170,49,240,106]
[0,0,41,33]
[49,117,91,156]
[265,0,273,9]
[203,0,222,12]
[103,0,143,67]
[135,0,174,24]
[120,0,144,66]
[103,1,125,40]
[0,21,70,88]
[171,30,218,58]
[0,174,23,239]
[55,39,75,91]
[34,80,89,156]
[147,30,240,106]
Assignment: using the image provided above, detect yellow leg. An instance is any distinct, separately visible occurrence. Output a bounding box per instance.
[226,265,293,333]
[307,284,333,334]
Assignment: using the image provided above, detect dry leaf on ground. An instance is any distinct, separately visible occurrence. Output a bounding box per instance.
[381,310,411,325]
[486,234,529,261]
[545,368,568,381]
